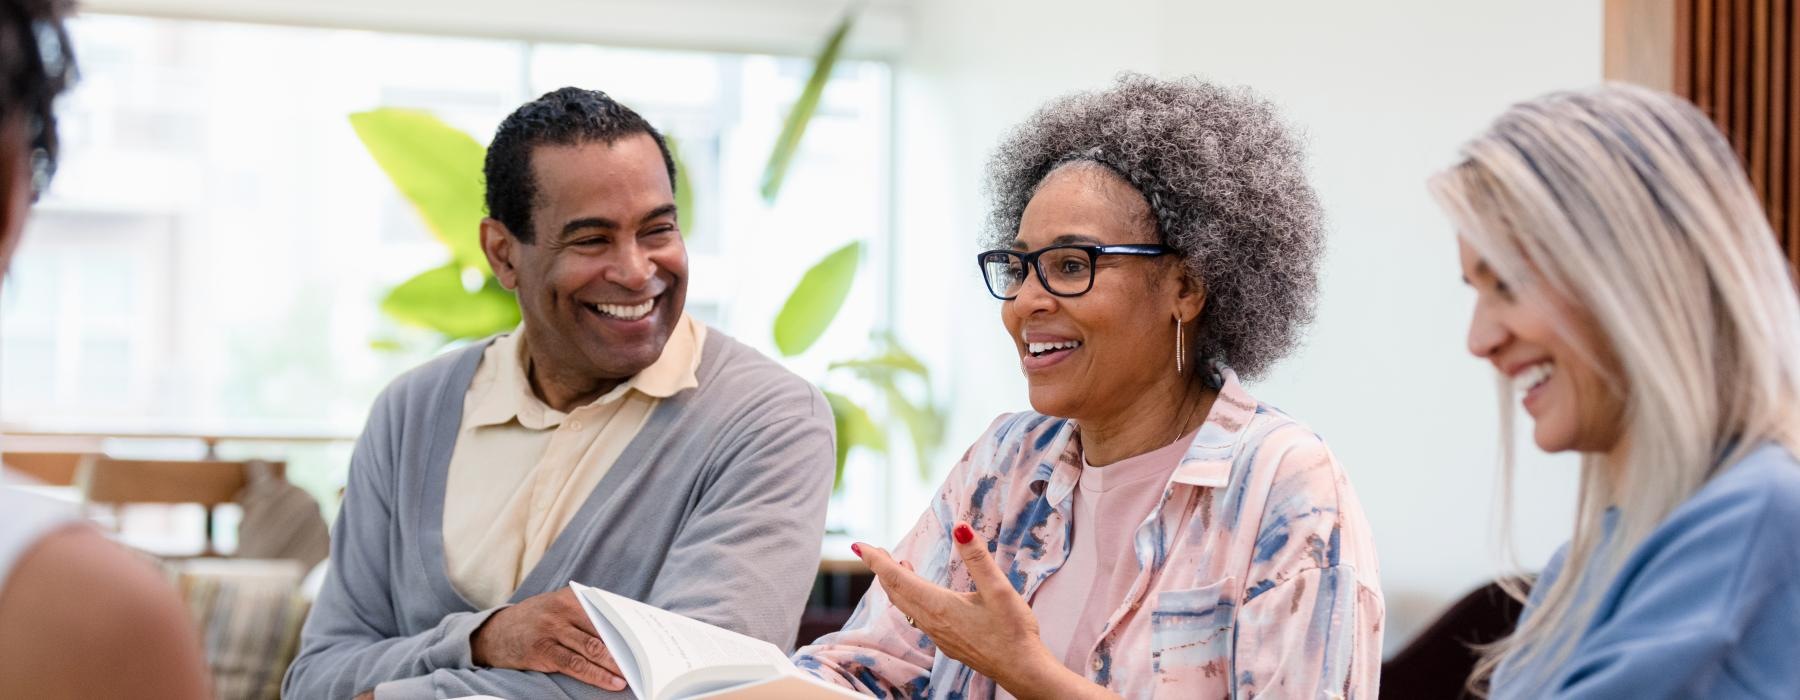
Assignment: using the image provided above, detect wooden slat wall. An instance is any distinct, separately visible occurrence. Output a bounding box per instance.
[1610,0,1799,276]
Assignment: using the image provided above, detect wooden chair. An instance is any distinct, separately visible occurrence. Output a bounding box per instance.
[76,457,285,556]
[1,450,95,486]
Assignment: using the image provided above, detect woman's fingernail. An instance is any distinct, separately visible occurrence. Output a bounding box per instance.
[954,523,974,544]
[851,542,864,557]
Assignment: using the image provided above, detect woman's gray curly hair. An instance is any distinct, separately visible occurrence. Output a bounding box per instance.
[983,73,1324,379]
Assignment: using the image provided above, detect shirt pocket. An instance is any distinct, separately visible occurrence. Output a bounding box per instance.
[1149,576,1237,697]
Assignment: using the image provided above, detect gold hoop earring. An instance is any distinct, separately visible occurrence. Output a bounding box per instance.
[1175,317,1184,375]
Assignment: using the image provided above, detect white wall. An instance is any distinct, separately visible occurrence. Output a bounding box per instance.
[892,0,1603,647]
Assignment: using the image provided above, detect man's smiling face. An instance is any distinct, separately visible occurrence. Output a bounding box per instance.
[492,132,687,387]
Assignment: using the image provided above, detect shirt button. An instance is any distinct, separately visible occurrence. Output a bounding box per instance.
[568,420,584,431]
[1091,657,1103,671]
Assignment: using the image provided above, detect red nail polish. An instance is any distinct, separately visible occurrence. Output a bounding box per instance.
[954,524,974,544]
[851,543,863,557]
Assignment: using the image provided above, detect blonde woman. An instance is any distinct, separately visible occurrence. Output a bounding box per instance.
[1434,84,1800,699]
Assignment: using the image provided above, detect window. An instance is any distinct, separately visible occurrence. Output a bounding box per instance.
[2,14,892,538]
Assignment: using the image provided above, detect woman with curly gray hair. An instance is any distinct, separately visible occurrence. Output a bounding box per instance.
[793,74,1383,698]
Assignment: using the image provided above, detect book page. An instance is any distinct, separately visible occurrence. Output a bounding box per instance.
[681,672,868,700]
[571,582,791,700]
[572,583,647,695]
[661,664,802,699]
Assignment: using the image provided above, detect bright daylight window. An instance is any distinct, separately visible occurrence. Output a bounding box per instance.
[0,14,893,539]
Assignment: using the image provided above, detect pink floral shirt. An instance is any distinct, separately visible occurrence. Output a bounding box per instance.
[794,363,1384,699]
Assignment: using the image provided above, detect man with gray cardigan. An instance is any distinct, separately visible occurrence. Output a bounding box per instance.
[284,88,836,700]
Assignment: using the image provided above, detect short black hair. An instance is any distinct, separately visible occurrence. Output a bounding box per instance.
[0,0,76,197]
[483,87,676,243]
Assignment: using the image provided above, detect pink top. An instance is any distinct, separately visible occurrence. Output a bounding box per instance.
[794,362,1384,699]
[1029,428,1199,680]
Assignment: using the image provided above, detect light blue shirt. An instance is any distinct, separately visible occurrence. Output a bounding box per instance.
[1492,442,1800,699]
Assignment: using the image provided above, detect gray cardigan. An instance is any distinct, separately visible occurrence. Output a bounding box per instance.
[283,330,836,700]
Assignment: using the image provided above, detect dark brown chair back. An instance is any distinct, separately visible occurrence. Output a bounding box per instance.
[1380,580,1530,699]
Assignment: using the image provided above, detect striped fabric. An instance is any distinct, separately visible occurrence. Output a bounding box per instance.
[169,558,310,700]
[794,362,1384,699]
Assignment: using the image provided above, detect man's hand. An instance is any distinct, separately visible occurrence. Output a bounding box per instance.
[470,587,627,691]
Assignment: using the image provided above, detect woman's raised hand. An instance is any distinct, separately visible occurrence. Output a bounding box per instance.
[853,521,1106,699]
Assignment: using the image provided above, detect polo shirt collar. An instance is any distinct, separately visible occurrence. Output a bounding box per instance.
[465,314,705,430]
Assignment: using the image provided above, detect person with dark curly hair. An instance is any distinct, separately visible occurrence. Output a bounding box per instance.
[0,1,212,698]
[794,74,1383,698]
[285,87,837,700]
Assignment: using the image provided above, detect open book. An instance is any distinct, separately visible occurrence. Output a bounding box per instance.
[570,582,864,700]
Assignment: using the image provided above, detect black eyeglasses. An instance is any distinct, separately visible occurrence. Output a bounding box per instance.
[976,243,1173,300]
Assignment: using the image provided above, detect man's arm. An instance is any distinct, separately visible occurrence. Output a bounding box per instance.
[282,395,508,700]
[645,400,837,649]
[359,395,835,700]
[284,387,617,700]
[284,378,659,700]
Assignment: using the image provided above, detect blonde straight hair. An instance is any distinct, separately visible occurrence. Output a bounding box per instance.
[1428,83,1800,695]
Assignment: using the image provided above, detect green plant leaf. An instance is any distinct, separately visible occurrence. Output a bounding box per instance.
[350,109,490,273]
[885,387,945,480]
[830,340,945,480]
[380,263,520,339]
[829,349,929,379]
[665,134,697,242]
[823,389,886,489]
[760,11,856,203]
[773,241,863,356]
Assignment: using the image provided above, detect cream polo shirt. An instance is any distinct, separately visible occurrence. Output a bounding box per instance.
[441,314,706,608]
